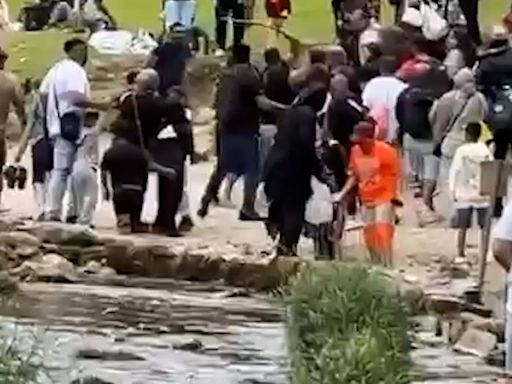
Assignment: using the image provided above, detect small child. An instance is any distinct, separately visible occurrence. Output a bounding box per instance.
[101,127,148,234]
[67,112,100,226]
[449,122,493,259]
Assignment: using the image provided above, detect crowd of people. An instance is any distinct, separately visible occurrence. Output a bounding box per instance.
[2,0,512,378]
[0,2,511,268]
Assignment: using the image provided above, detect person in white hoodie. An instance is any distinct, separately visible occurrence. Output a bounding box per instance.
[448,122,492,259]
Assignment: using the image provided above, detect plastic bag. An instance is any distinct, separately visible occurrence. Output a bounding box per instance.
[305,178,333,225]
[255,184,269,218]
[140,172,159,225]
[420,1,449,41]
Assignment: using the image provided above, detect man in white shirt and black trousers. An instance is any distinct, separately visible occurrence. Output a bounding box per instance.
[40,38,107,222]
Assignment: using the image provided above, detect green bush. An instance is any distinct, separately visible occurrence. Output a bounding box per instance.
[286,265,411,384]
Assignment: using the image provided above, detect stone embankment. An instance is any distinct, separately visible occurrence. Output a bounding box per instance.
[0,219,506,381]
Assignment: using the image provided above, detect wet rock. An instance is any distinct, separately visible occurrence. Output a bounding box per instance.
[376,269,425,311]
[463,302,493,318]
[223,288,252,298]
[0,271,19,296]
[14,245,41,259]
[0,231,41,248]
[11,253,77,283]
[79,246,108,265]
[486,345,505,368]
[412,316,439,333]
[0,246,13,270]
[446,319,465,344]
[440,259,471,279]
[53,245,83,263]
[425,295,464,316]
[76,348,144,361]
[79,261,117,277]
[461,312,505,342]
[27,222,101,247]
[454,328,497,358]
[173,339,204,352]
[71,377,114,384]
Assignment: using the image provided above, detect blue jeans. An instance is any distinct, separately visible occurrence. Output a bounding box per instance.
[164,0,197,28]
[220,132,259,200]
[46,136,77,221]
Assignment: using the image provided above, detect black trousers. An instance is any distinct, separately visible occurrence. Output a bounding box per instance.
[331,0,342,40]
[492,128,512,217]
[458,0,481,46]
[113,189,144,231]
[155,170,184,232]
[215,0,245,50]
[268,198,306,255]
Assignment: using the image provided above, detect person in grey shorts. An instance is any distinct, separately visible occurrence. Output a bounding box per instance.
[448,122,493,258]
[493,199,512,383]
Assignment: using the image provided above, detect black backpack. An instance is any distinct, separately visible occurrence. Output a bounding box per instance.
[485,86,512,132]
[397,86,435,141]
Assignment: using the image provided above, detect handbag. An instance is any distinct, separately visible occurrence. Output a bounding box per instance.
[140,172,159,224]
[433,96,471,158]
[53,83,81,142]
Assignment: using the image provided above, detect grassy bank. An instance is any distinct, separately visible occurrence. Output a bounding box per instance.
[1,0,509,79]
[286,265,411,384]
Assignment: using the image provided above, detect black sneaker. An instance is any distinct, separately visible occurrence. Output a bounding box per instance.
[16,166,27,190]
[239,210,263,222]
[3,165,16,189]
[178,216,194,232]
[66,216,78,224]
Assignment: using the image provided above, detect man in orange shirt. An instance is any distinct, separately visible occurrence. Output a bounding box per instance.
[338,121,400,266]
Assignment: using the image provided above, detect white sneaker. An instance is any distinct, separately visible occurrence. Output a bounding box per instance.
[214,48,225,57]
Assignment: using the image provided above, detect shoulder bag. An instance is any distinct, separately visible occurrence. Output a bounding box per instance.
[433,95,471,158]
[53,81,82,142]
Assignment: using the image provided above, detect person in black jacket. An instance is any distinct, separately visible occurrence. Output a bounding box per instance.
[263,82,328,256]
[476,27,512,216]
[396,81,436,208]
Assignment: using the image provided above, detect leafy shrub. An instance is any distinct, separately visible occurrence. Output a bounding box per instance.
[286,265,411,384]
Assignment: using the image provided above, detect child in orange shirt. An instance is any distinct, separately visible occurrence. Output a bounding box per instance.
[338,121,400,266]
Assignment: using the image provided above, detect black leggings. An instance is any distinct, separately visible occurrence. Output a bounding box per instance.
[492,128,512,217]
[113,189,144,231]
[268,198,306,255]
[32,138,53,184]
[458,0,481,46]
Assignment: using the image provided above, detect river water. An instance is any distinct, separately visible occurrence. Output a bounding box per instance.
[0,279,287,384]
[0,278,506,384]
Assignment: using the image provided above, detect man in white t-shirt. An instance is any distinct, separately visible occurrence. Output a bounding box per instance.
[40,38,104,221]
[362,57,407,143]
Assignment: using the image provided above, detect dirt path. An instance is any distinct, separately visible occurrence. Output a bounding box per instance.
[2,133,507,314]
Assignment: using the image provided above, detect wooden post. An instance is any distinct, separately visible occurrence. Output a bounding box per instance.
[477,160,511,296]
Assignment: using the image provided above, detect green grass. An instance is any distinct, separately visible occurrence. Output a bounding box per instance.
[1,0,510,79]
[286,265,411,384]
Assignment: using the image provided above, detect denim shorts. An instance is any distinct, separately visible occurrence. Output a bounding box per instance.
[403,134,440,182]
